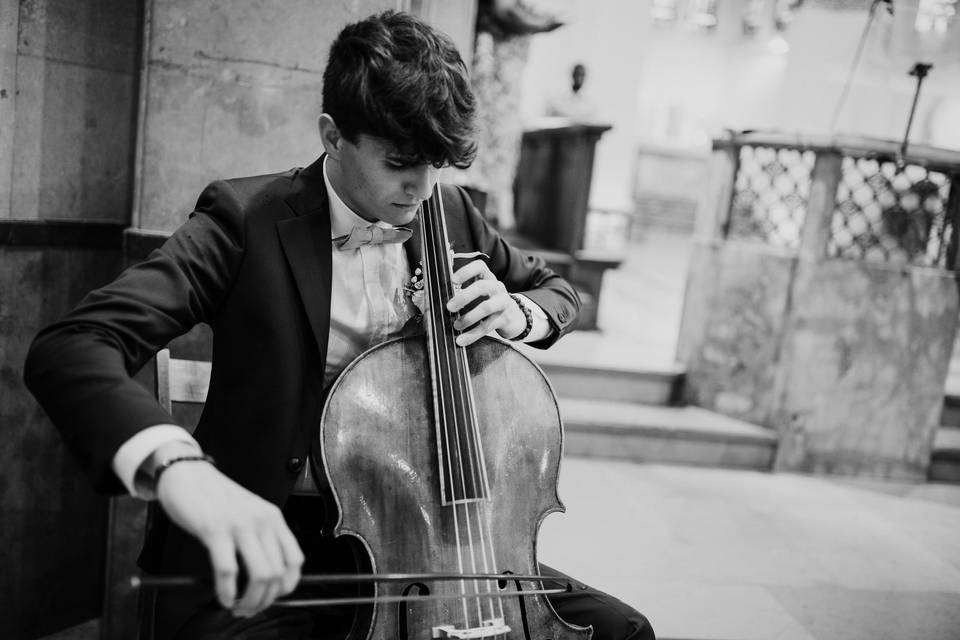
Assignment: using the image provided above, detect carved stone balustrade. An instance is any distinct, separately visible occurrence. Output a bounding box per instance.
[677,132,960,480]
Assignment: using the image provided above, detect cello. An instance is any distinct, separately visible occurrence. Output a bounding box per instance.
[314,184,592,639]
[133,184,591,639]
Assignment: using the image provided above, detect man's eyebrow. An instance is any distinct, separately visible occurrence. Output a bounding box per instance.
[386,151,429,165]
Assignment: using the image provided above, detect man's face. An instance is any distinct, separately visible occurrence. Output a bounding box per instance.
[327,133,441,226]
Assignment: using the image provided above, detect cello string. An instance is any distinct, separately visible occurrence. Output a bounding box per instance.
[421,192,472,628]
[425,189,483,628]
[456,348,505,629]
[432,190,498,628]
[434,192,496,630]
[432,193,488,629]
[430,190,504,630]
[439,245,503,632]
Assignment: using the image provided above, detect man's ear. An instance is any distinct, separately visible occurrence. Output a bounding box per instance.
[318,114,342,157]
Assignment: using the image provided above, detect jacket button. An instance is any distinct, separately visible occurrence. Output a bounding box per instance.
[287,457,304,473]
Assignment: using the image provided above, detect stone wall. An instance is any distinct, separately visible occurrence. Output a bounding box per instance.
[134,0,377,230]
[134,0,477,231]
[633,145,708,232]
[1,1,141,636]
[0,230,124,638]
[773,258,957,480]
[0,0,140,222]
[680,240,796,426]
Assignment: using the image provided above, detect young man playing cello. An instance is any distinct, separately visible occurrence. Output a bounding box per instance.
[24,10,653,640]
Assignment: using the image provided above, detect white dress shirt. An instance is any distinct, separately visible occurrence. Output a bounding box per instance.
[322,159,417,388]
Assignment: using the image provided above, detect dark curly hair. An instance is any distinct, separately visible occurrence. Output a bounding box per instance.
[322,11,477,169]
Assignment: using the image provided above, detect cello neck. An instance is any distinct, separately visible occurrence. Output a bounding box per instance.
[418,186,491,504]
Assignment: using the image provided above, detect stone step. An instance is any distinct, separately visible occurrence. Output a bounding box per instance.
[518,342,686,406]
[560,398,777,471]
[539,360,684,405]
[929,426,960,484]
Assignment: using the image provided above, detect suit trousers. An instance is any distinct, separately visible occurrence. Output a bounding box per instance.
[149,496,654,640]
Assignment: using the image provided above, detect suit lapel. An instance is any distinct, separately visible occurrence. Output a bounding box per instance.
[277,157,333,360]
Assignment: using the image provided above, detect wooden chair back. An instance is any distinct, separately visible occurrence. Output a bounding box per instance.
[155,348,212,410]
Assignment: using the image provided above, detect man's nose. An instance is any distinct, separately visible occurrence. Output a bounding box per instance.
[404,165,439,200]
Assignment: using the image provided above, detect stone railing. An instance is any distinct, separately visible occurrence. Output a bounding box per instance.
[677,132,960,480]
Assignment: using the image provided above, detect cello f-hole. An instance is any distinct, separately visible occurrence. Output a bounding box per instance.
[508,575,535,640]
[397,582,431,640]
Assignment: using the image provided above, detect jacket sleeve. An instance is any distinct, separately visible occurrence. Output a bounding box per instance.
[22,180,246,494]
[448,185,581,348]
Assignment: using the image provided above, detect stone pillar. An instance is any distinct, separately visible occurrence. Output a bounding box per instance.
[675,143,737,366]
[677,141,797,425]
[133,0,372,230]
[133,0,476,232]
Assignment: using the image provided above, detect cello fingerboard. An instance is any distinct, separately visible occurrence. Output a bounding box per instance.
[435,382,488,504]
[420,186,491,506]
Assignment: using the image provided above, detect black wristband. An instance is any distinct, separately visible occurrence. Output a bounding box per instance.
[154,454,216,483]
[508,294,534,342]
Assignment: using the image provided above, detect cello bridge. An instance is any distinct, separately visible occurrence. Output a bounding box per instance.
[432,617,511,638]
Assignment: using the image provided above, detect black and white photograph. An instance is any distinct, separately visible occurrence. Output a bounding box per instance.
[1,1,959,639]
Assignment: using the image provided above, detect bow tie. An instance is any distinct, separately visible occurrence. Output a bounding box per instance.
[333,224,413,251]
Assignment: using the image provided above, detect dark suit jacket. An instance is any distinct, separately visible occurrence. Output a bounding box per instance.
[23,156,580,574]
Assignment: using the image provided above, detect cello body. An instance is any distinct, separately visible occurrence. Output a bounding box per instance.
[319,335,592,640]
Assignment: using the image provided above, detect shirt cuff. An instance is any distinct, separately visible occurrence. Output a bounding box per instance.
[113,425,200,499]
[513,294,552,343]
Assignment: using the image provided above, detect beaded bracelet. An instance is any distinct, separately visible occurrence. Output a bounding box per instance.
[508,294,534,342]
[154,453,216,483]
